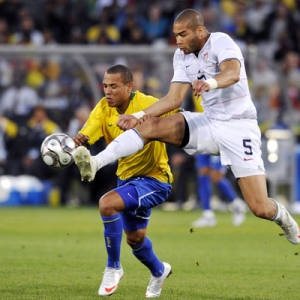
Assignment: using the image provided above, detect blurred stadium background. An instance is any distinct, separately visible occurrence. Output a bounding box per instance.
[0,0,300,213]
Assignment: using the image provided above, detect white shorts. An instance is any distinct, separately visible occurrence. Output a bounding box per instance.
[181,111,265,178]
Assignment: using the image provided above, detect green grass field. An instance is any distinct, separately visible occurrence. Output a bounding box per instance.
[0,206,300,300]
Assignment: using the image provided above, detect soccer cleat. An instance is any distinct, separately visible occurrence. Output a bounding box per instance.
[192,210,217,228]
[231,198,247,227]
[98,266,124,296]
[74,146,98,182]
[275,203,300,245]
[145,262,172,298]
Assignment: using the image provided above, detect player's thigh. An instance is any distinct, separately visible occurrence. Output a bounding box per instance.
[116,177,172,231]
[114,183,149,231]
[99,190,126,213]
[180,111,219,155]
[137,113,186,146]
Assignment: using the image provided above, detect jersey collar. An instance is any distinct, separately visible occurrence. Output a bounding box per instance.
[130,91,135,100]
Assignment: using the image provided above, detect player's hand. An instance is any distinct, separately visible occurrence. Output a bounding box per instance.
[117,114,138,130]
[192,80,211,98]
[73,133,89,147]
[136,114,152,125]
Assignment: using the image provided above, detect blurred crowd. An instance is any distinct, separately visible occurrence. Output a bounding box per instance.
[0,0,298,51]
[0,0,300,206]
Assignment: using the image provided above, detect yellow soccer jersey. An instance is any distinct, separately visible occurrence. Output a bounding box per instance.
[193,94,204,113]
[79,91,177,183]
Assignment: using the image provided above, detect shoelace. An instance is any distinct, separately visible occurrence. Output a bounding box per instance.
[281,208,291,229]
[102,269,116,286]
[147,276,161,294]
[281,219,293,234]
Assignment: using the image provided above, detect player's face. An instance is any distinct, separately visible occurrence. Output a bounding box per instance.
[173,22,204,54]
[103,73,132,113]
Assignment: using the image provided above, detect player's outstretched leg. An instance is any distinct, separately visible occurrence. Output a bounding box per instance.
[98,266,124,296]
[272,199,300,245]
[74,146,99,182]
[145,262,172,298]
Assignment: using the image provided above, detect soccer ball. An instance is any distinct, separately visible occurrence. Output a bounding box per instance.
[41,133,76,169]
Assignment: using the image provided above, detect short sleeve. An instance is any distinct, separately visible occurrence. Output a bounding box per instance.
[212,35,242,64]
[171,50,192,84]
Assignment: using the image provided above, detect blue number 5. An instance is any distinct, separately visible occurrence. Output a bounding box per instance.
[243,139,253,155]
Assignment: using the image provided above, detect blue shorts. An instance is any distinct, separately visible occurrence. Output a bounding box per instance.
[195,154,226,173]
[114,176,172,231]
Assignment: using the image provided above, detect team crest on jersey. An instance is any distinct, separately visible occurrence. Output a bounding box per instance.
[203,53,208,61]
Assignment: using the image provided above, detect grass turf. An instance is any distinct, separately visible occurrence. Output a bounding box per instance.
[0,206,299,300]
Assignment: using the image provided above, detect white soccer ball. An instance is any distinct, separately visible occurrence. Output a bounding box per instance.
[40,133,76,169]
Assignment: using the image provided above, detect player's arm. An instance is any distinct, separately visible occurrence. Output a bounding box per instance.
[73,133,90,147]
[143,82,190,116]
[73,105,104,147]
[192,59,240,97]
[117,82,190,130]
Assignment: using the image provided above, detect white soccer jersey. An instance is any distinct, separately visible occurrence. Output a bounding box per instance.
[171,32,257,121]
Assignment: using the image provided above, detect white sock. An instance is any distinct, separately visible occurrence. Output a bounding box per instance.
[94,129,144,167]
[270,198,287,224]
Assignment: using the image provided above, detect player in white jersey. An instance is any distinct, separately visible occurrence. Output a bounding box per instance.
[74,9,300,246]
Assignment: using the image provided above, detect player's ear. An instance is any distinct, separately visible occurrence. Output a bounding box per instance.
[196,25,205,37]
[127,82,133,91]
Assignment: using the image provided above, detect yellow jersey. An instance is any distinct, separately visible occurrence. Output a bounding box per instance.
[193,94,204,113]
[79,91,177,183]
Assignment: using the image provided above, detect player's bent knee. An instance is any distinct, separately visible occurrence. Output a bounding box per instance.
[99,197,116,216]
[137,117,161,140]
[126,234,146,248]
[249,206,269,219]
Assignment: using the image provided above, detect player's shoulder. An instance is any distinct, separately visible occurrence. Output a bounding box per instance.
[133,90,158,104]
[209,32,233,44]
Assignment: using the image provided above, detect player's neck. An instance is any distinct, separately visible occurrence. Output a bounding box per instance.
[116,96,132,114]
[194,33,211,57]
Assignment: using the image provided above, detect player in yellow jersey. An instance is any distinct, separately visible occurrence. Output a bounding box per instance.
[73,65,177,298]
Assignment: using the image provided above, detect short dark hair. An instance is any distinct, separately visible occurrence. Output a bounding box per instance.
[174,9,204,31]
[106,65,133,84]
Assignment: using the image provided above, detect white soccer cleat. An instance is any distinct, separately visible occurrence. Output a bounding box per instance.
[275,203,300,245]
[74,146,98,182]
[145,262,172,298]
[192,210,217,228]
[231,198,247,227]
[98,266,124,296]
